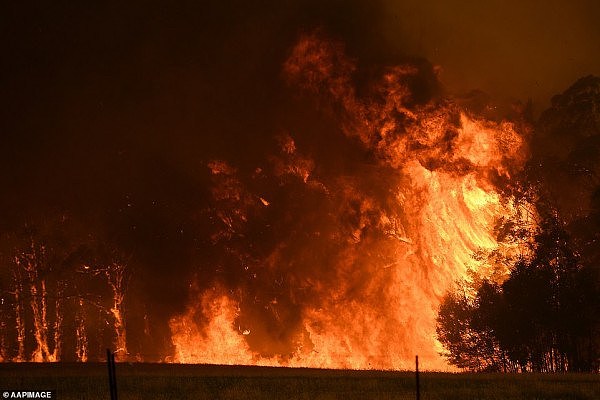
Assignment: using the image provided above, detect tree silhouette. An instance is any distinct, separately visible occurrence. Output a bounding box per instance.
[437,215,599,372]
[438,76,600,373]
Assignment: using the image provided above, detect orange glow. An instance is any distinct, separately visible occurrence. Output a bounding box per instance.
[169,33,533,370]
[14,246,60,362]
[106,263,128,361]
[170,288,276,366]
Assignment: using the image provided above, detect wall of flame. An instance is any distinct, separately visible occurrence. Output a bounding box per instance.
[168,33,532,370]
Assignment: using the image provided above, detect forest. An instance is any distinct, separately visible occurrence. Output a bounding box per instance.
[437,76,600,373]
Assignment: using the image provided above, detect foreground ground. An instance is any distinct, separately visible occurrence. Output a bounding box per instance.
[0,362,598,400]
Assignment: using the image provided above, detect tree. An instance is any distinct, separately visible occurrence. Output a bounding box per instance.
[0,217,131,361]
[437,214,600,372]
[436,287,502,372]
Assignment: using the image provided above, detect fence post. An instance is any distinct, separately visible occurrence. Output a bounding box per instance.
[416,355,420,400]
[107,348,118,400]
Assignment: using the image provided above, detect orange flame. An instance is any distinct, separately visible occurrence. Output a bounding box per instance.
[169,33,532,370]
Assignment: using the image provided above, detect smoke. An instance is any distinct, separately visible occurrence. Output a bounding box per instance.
[379,0,600,112]
[0,0,596,363]
[169,31,528,369]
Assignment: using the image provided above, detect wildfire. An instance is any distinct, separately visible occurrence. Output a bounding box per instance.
[168,32,532,370]
[3,245,129,363]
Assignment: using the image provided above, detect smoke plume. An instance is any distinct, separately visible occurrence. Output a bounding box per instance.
[0,1,597,366]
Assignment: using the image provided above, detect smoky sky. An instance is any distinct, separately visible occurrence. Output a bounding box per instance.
[1,1,599,358]
[3,0,599,217]
[381,0,600,110]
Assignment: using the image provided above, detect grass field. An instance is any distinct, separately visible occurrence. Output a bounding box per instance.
[1,363,598,400]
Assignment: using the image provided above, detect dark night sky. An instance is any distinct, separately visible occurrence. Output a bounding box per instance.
[2,0,599,223]
[1,0,599,358]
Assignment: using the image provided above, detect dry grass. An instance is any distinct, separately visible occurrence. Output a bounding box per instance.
[1,363,598,400]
